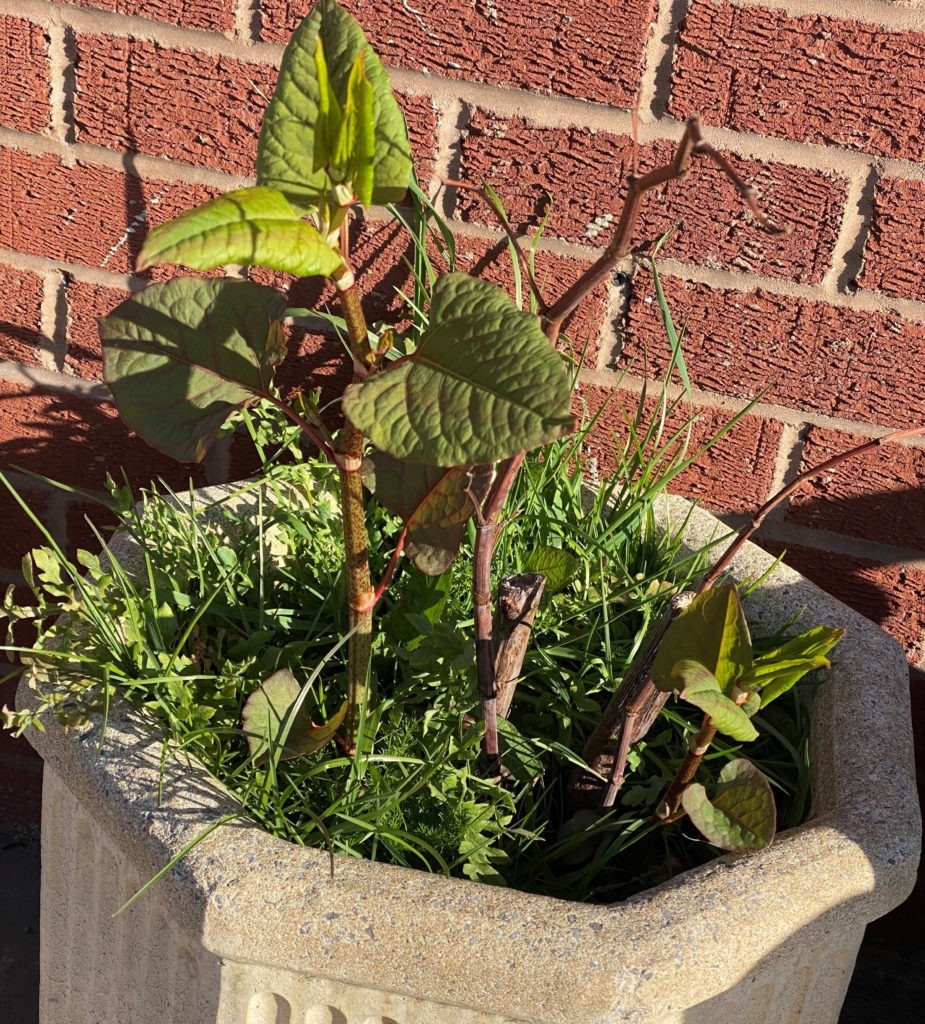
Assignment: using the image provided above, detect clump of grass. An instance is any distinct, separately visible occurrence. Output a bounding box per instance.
[2,371,812,902]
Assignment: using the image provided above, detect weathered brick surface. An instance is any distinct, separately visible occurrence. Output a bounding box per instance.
[858,177,925,302]
[262,0,654,108]
[65,278,133,380]
[458,113,845,283]
[66,0,237,32]
[0,384,208,504]
[585,386,781,515]
[760,539,925,659]
[0,16,50,135]
[622,274,925,429]
[396,93,439,188]
[0,264,44,368]
[786,427,925,553]
[672,2,925,162]
[0,148,219,275]
[74,36,277,176]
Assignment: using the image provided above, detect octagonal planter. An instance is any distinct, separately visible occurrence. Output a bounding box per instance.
[17,490,920,1024]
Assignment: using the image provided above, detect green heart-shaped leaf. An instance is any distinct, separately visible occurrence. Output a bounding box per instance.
[363,452,493,574]
[242,668,347,763]
[342,273,575,466]
[520,546,580,595]
[671,659,759,742]
[682,758,776,851]
[136,187,344,278]
[652,584,752,694]
[100,278,288,462]
[256,0,412,214]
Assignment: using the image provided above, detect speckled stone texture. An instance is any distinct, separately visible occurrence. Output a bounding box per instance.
[18,490,921,1024]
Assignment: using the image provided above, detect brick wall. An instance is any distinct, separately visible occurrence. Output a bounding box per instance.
[1,0,925,684]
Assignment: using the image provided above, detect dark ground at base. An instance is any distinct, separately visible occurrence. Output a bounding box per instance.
[0,833,40,1024]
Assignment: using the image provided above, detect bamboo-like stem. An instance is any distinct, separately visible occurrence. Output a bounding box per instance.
[494,573,546,719]
[335,269,376,749]
[653,719,717,821]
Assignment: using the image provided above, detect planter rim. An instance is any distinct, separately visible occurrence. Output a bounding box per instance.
[18,487,921,1024]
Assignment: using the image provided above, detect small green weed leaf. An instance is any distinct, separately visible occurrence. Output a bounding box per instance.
[384,567,452,645]
[520,546,580,594]
[343,273,574,466]
[672,659,759,742]
[242,668,346,763]
[497,717,544,783]
[136,187,344,278]
[100,278,288,463]
[363,452,492,574]
[652,584,752,694]
[257,0,412,214]
[682,758,776,852]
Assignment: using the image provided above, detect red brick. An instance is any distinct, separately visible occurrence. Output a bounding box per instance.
[857,177,925,302]
[672,2,925,162]
[760,539,925,659]
[0,383,209,501]
[622,273,925,430]
[458,113,845,284]
[0,148,219,275]
[262,0,654,108]
[0,487,47,574]
[74,36,277,177]
[585,386,781,515]
[396,92,438,189]
[66,0,237,32]
[0,264,43,368]
[0,16,50,135]
[786,427,925,553]
[0,762,42,827]
[65,279,133,381]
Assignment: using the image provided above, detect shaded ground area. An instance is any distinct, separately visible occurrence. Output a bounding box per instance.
[0,832,40,1024]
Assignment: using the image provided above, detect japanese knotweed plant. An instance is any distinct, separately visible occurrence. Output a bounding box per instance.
[94,0,815,850]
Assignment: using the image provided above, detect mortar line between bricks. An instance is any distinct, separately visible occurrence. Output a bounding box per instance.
[37,270,66,372]
[429,98,467,209]
[754,520,925,572]
[234,0,259,44]
[726,0,925,33]
[6,0,285,63]
[0,248,144,292]
[45,21,71,144]
[764,421,806,524]
[820,163,880,295]
[0,360,111,402]
[637,0,690,122]
[0,126,253,189]
[479,221,925,324]
[579,368,925,447]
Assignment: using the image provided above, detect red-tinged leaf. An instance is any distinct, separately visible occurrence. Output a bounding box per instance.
[363,453,493,574]
[242,668,346,764]
[682,758,776,852]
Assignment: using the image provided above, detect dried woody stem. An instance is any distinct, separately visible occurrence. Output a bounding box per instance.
[649,422,925,821]
[457,116,786,770]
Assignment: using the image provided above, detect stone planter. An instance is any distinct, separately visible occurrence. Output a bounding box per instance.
[18,490,920,1024]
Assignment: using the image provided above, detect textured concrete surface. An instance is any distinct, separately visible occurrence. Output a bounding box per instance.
[13,491,922,1024]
